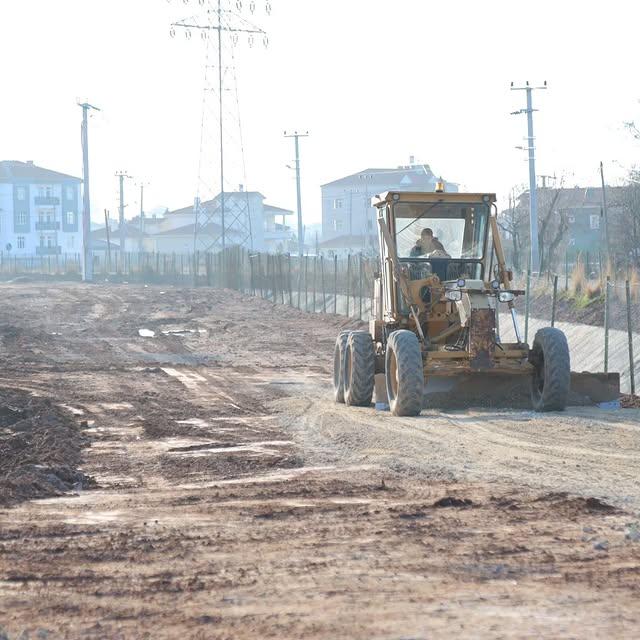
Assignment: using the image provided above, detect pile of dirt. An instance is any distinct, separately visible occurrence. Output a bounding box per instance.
[621,393,640,408]
[0,388,94,507]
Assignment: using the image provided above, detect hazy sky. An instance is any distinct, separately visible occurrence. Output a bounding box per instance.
[2,0,640,224]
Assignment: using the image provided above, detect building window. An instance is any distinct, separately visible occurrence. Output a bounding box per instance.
[568,215,575,224]
[17,212,27,226]
[333,219,343,231]
[66,186,74,200]
[17,236,25,249]
[40,235,45,247]
[16,187,26,201]
[333,198,343,209]
[66,211,75,225]
[590,214,600,230]
[47,236,54,248]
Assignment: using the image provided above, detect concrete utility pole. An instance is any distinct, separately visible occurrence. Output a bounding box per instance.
[599,161,611,263]
[115,171,132,255]
[511,81,547,273]
[284,131,309,256]
[78,101,100,282]
[137,182,149,253]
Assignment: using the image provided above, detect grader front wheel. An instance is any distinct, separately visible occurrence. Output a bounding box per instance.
[385,330,424,417]
[530,327,571,412]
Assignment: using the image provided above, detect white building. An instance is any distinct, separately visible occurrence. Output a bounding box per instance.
[320,160,458,253]
[0,161,82,256]
[138,190,295,254]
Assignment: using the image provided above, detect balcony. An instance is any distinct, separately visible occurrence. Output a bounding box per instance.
[36,246,62,256]
[34,196,60,206]
[35,221,60,231]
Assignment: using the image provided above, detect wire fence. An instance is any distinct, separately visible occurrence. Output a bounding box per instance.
[505,270,640,395]
[1,247,638,394]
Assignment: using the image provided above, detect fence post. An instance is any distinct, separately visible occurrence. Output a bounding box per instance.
[249,255,254,296]
[626,280,636,395]
[604,275,610,374]
[288,254,293,306]
[346,254,351,317]
[312,256,317,313]
[524,267,531,344]
[358,253,363,320]
[551,274,558,327]
[334,254,338,315]
[260,254,265,299]
[565,249,569,291]
[304,255,309,311]
[321,256,326,313]
[279,255,285,305]
[271,254,277,302]
[297,255,302,309]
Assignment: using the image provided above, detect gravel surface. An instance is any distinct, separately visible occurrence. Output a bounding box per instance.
[0,283,638,639]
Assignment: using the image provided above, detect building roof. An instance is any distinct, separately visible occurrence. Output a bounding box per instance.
[264,203,294,215]
[153,222,243,238]
[166,191,265,216]
[91,222,149,240]
[515,185,627,210]
[91,239,120,251]
[321,164,455,190]
[0,160,81,183]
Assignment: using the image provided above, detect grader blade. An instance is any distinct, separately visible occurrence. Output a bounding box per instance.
[373,371,621,411]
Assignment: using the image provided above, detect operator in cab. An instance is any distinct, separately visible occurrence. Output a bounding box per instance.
[410,228,449,258]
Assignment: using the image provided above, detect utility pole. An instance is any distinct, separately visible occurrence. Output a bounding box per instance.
[78,101,100,282]
[115,171,132,255]
[511,81,547,273]
[137,181,149,253]
[284,131,309,256]
[104,209,112,273]
[599,161,611,263]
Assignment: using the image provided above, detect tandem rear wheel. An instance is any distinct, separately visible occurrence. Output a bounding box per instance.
[333,330,375,407]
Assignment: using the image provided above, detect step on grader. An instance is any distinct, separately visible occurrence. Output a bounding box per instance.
[333,188,619,416]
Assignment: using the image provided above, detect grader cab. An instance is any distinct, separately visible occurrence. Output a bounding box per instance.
[333,189,573,416]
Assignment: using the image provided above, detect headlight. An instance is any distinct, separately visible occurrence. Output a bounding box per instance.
[445,290,462,302]
[498,291,514,302]
[491,279,500,290]
[456,278,465,288]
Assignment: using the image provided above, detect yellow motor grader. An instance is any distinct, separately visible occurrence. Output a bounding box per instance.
[333,188,574,416]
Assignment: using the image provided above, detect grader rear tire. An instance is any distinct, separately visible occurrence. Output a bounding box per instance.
[344,331,375,407]
[530,327,570,412]
[333,331,350,403]
[385,330,424,417]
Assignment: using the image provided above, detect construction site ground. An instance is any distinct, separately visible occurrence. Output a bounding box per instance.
[1,282,639,639]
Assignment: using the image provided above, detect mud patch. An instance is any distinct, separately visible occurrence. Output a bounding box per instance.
[0,388,94,507]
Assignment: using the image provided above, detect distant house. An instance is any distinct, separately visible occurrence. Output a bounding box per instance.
[136,190,294,254]
[0,160,82,256]
[263,203,295,253]
[91,221,149,253]
[512,186,625,256]
[321,160,458,252]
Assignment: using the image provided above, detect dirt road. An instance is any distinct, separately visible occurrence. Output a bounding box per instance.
[0,283,639,639]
